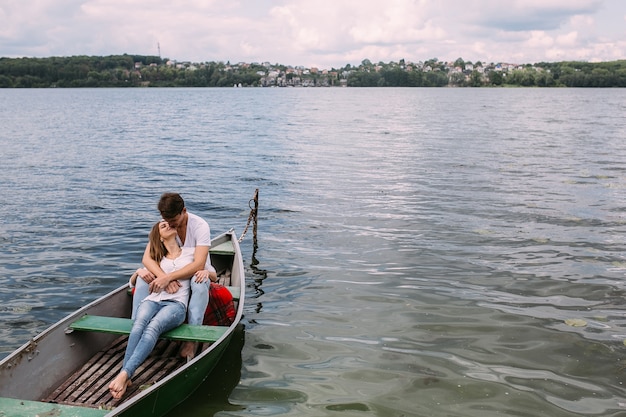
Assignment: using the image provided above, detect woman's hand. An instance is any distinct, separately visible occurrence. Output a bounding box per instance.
[194,269,217,283]
[136,267,156,284]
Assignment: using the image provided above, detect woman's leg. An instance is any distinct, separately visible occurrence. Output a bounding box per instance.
[109,371,131,399]
[122,301,186,378]
[124,300,159,367]
[181,280,210,359]
[131,278,150,320]
[110,300,160,400]
[187,280,210,325]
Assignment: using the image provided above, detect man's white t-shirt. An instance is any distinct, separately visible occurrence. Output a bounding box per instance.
[176,211,212,268]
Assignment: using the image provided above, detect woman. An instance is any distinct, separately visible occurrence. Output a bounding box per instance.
[109,220,193,400]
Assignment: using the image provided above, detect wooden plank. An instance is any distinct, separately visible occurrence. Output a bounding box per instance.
[127,351,183,399]
[0,397,109,417]
[46,338,187,409]
[69,316,228,343]
[73,342,125,406]
[47,336,127,405]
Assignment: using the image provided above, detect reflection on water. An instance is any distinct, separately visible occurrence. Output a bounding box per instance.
[1,88,626,416]
[168,324,246,416]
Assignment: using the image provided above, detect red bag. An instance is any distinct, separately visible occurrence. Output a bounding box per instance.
[203,282,235,326]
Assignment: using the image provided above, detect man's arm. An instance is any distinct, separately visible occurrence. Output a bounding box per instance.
[149,245,210,292]
[141,241,179,293]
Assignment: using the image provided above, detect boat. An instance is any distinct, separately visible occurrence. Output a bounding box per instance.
[0,229,245,417]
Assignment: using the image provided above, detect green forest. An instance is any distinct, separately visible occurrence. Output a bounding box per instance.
[1,54,625,88]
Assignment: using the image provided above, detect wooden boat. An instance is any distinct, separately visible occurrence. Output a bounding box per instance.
[0,229,245,417]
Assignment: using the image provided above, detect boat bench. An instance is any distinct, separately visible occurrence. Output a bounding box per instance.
[69,315,228,343]
[68,285,239,343]
[0,396,109,417]
[210,239,236,255]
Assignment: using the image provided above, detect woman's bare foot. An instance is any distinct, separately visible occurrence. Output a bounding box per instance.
[180,341,198,360]
[109,371,131,400]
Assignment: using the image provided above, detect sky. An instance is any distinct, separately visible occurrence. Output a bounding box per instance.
[1,0,625,69]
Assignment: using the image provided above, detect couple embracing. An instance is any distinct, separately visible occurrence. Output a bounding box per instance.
[110,192,216,399]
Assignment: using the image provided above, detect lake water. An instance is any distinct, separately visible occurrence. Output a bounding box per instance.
[1,87,625,417]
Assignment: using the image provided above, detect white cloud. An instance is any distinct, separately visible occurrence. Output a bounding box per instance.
[556,31,579,47]
[526,31,556,49]
[462,0,602,33]
[0,0,624,67]
[569,14,595,27]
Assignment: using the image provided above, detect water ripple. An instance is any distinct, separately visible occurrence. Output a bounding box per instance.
[2,88,626,416]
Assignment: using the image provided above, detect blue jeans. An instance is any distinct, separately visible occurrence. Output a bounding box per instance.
[123,299,186,378]
[132,278,209,325]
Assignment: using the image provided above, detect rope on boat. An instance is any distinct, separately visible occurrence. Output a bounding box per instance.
[238,188,259,244]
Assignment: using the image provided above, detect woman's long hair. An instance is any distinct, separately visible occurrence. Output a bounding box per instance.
[148,222,167,263]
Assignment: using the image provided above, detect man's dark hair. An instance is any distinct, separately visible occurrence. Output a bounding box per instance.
[158,193,185,219]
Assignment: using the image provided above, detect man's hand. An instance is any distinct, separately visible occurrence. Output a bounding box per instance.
[165,281,182,294]
[149,275,171,293]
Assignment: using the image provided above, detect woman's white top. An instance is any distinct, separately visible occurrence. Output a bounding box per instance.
[144,246,194,306]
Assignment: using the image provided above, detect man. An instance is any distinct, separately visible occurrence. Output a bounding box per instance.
[134,192,216,359]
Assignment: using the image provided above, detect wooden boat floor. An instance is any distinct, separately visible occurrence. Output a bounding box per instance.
[44,336,206,409]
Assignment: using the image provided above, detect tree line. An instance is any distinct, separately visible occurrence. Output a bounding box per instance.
[350,58,626,87]
[0,55,254,88]
[1,54,625,88]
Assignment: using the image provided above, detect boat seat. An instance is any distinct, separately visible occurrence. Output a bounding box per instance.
[210,240,236,255]
[68,315,228,343]
[0,396,109,417]
[224,286,240,301]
